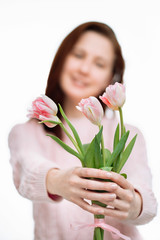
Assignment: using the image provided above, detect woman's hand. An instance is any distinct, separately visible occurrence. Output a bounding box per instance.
[101,171,142,220]
[46,167,142,220]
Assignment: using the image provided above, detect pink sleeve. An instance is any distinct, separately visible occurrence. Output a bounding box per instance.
[8,120,62,203]
[122,124,157,225]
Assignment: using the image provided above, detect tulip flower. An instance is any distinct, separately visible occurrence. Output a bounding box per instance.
[28,95,85,160]
[100,82,126,137]
[77,97,105,167]
[99,82,125,111]
[76,96,104,127]
[27,94,60,128]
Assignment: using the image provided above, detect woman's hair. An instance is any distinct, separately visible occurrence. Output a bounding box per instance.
[45,21,125,138]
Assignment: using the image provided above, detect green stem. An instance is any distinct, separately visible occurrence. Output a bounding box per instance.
[93,213,104,240]
[100,228,104,239]
[99,125,105,167]
[59,122,83,157]
[94,227,102,240]
[118,107,124,137]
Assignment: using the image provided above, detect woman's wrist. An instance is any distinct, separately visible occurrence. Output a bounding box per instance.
[46,168,61,196]
[134,189,143,219]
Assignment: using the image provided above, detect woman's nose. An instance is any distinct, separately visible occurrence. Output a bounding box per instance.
[78,59,91,74]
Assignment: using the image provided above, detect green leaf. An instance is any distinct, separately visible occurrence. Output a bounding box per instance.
[112,155,120,172]
[110,131,129,166]
[100,166,112,171]
[96,126,103,143]
[82,143,90,154]
[121,173,127,179]
[94,127,103,168]
[59,104,84,155]
[113,123,119,150]
[123,125,126,134]
[95,127,103,168]
[47,134,84,165]
[116,134,137,173]
[104,148,112,166]
[84,127,103,168]
[94,137,103,168]
[83,139,96,168]
[40,120,60,125]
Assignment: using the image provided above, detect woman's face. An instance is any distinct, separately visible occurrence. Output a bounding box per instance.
[60,31,115,103]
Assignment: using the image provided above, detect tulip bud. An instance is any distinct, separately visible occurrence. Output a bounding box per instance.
[99,82,126,110]
[27,94,60,128]
[76,96,104,126]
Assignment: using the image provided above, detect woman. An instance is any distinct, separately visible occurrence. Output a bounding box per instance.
[8,22,157,240]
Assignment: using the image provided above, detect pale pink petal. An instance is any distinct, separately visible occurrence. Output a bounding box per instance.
[76,96,104,126]
[41,94,58,114]
[100,83,126,110]
[76,106,82,112]
[36,102,53,115]
[89,96,104,119]
[27,95,59,126]
[39,115,60,128]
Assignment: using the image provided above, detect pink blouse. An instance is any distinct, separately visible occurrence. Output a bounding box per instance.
[8,116,157,240]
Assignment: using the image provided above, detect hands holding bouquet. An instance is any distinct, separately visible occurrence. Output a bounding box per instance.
[28,83,142,240]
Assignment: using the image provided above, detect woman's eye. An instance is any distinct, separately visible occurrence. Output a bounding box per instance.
[73,52,83,59]
[96,62,105,68]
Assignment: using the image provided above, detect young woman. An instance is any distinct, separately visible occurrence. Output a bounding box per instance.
[8,22,157,240]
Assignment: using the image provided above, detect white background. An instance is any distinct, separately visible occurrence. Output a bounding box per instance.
[0,0,160,239]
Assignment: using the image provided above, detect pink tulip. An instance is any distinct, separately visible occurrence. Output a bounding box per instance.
[27,94,60,128]
[76,96,104,126]
[99,82,126,110]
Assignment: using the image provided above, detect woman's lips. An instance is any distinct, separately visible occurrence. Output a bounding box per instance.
[72,76,88,88]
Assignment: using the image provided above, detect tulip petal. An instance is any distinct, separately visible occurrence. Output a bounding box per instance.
[77,96,104,126]
[41,94,58,114]
[36,102,53,115]
[76,106,82,112]
[39,115,59,123]
[27,95,59,127]
[99,83,126,110]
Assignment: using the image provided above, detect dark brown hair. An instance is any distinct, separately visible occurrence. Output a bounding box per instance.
[45,21,125,138]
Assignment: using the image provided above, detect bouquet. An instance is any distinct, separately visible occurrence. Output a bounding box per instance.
[28,83,137,240]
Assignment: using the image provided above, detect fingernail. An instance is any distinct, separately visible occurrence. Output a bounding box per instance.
[106,172,112,177]
[111,183,117,189]
[110,193,116,199]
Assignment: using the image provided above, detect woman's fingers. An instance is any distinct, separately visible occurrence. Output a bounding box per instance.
[49,167,139,220]
[72,196,132,219]
[71,168,141,220]
[75,177,118,192]
[74,167,133,191]
[71,197,105,215]
[105,198,130,211]
[103,207,129,220]
[115,187,135,203]
[75,167,112,180]
[77,188,116,203]
[105,171,133,190]
[71,168,132,205]
[73,197,130,219]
